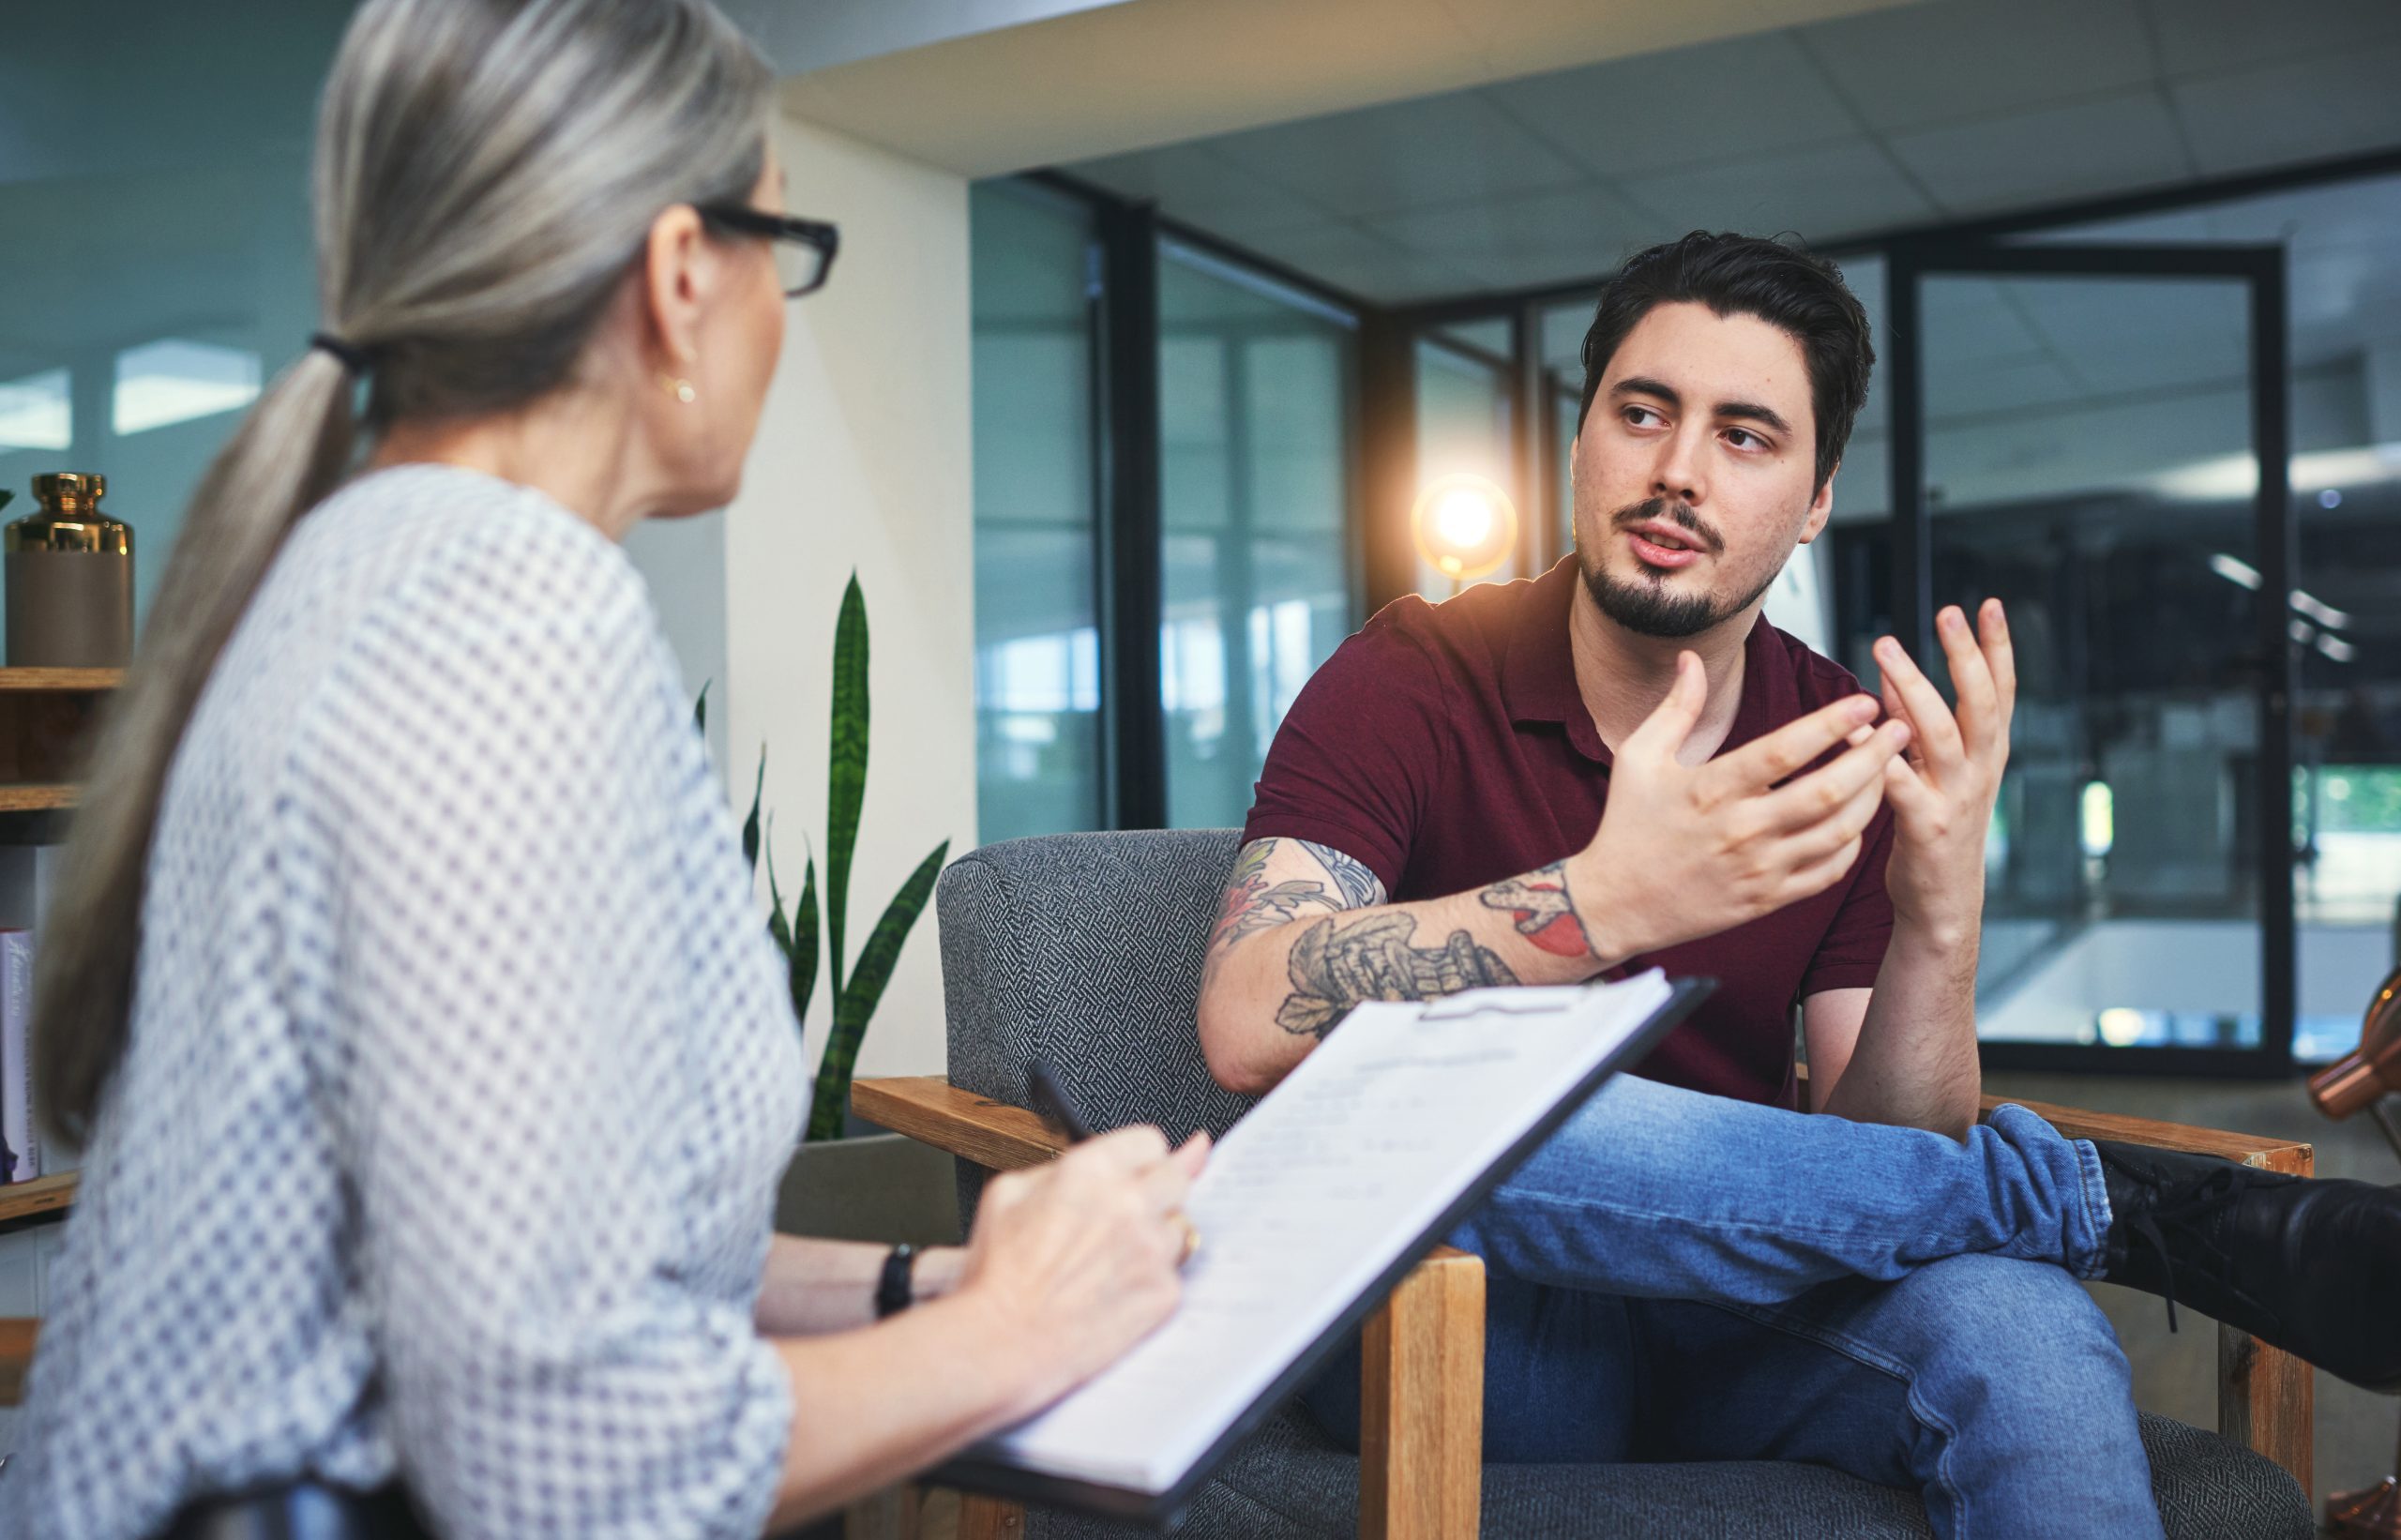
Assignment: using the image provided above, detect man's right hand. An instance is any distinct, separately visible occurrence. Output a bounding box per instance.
[1575,650,1910,964]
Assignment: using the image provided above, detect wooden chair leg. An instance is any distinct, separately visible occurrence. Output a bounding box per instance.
[2221,1326,2314,1495]
[956,1492,1027,1540]
[1359,1246,1486,1540]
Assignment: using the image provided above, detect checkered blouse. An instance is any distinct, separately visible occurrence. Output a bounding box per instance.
[3,465,808,1540]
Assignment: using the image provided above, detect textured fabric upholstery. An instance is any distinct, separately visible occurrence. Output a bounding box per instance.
[933,830,2313,1539]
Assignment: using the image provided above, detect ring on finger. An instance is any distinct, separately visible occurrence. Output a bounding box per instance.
[1173,1212,1201,1265]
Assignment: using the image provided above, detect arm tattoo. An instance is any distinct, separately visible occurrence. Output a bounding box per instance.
[1479,860,1594,959]
[1276,913,1518,1038]
[1297,840,1385,909]
[1207,838,1385,957]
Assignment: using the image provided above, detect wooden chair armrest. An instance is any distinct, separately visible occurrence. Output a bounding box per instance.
[853,1076,1066,1171]
[1978,1094,2312,1174]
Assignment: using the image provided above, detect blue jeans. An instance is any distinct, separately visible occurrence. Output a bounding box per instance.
[1304,1075,2161,1540]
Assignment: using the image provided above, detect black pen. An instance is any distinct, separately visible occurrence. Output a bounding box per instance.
[1026,1059,1096,1143]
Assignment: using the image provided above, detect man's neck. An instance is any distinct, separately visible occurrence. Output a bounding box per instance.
[1568,581,1757,764]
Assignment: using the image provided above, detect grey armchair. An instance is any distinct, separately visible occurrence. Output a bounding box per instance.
[858,829,2313,1539]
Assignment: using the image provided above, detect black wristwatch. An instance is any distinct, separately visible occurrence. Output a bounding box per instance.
[875,1244,918,1320]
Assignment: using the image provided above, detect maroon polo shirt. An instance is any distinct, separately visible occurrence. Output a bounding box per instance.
[1242,557,1895,1108]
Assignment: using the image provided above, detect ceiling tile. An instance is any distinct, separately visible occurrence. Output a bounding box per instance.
[2171,40,2401,177]
[1886,94,2190,216]
[1226,220,1487,304]
[1803,0,2152,132]
[1919,276,2047,367]
[1482,30,1859,178]
[1362,183,1671,279]
[2149,0,2401,77]
[2005,278,2250,396]
[1924,355,2085,424]
[1617,139,1936,244]
[1204,90,1587,220]
[1068,145,1326,235]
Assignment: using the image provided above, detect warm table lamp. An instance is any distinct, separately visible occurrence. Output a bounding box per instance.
[2309,963,2401,1538]
[1412,474,1518,592]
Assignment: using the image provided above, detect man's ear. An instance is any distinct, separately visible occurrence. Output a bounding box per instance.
[642,204,711,370]
[1797,461,1837,545]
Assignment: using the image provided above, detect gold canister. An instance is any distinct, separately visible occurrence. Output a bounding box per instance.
[6,473,134,668]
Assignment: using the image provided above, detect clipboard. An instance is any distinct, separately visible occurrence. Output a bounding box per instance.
[931,973,1717,1529]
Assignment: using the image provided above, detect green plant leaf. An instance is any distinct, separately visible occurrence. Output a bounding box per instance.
[806,838,946,1141]
[763,825,793,960]
[792,847,821,1036]
[742,747,766,877]
[824,573,869,1004]
[691,680,710,736]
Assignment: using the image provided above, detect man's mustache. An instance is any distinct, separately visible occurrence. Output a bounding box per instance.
[1611,497,1726,556]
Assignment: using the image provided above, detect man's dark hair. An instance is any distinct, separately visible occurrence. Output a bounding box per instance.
[1576,232,1874,492]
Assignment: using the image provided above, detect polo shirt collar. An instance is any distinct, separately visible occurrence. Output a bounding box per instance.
[1501,556,1796,767]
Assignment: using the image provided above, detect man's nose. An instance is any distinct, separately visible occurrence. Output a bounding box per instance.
[1651,426,1705,506]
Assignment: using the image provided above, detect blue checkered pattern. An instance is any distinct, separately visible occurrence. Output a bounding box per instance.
[3,465,806,1540]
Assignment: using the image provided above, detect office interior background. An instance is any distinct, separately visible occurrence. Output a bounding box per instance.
[4,0,2401,1505]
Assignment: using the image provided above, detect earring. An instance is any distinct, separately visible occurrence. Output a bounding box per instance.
[661,373,697,404]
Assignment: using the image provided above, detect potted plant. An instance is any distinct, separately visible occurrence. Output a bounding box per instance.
[702,575,958,1246]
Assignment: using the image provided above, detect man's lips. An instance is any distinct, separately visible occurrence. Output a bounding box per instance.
[1624,520,1705,570]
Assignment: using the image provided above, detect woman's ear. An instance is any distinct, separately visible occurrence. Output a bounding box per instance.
[641,204,712,370]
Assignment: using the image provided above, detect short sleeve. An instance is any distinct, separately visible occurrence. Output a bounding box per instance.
[1799,805,1897,998]
[1241,611,1450,896]
[294,552,790,1540]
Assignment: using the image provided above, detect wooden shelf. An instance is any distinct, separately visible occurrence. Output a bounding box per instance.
[0,786,75,813]
[0,1171,75,1227]
[0,670,121,692]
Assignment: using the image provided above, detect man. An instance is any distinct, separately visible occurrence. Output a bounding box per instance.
[1198,232,2400,1538]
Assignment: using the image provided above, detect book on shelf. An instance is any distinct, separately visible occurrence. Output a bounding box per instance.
[1,929,31,1184]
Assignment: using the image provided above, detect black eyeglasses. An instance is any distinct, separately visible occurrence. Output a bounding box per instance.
[694,204,839,298]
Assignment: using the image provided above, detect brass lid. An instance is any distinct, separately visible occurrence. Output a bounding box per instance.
[9,473,130,554]
[31,472,104,509]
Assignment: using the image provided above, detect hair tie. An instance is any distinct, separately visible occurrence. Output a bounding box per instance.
[310,332,375,376]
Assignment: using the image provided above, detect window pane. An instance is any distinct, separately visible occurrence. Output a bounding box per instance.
[2021,174,2401,1060]
[971,182,1104,842]
[1159,242,1355,831]
[0,4,343,632]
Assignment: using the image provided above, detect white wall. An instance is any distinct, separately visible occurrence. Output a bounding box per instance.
[711,113,976,1085]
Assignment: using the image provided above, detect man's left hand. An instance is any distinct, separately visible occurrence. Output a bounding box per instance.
[1874,600,2016,942]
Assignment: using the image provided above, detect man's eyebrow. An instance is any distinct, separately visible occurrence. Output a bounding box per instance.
[1717,398,1793,437]
[1610,376,1680,408]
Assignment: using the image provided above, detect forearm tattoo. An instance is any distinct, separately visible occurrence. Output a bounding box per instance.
[1478,860,1594,959]
[1297,839,1383,909]
[1275,913,1518,1038]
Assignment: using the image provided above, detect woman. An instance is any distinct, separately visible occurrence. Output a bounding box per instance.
[4,2,1206,1536]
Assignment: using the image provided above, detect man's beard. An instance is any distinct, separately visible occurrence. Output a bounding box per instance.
[1577,495,1778,640]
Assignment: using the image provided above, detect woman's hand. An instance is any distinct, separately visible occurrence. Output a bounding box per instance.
[954,1125,1212,1418]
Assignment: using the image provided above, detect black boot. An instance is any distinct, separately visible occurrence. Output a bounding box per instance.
[2094,1140,2401,1394]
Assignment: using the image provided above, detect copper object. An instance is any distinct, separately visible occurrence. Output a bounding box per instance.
[5,473,133,668]
[2313,962,2401,1537]
[2311,965,2401,1122]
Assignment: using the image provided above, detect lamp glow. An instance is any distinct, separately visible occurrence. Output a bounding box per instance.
[1412,473,1518,583]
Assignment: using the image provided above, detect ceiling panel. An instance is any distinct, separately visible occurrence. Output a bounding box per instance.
[1617,138,1935,242]
[1886,93,2191,216]
[1070,145,1328,235]
[2172,40,2401,177]
[1482,30,1859,178]
[1363,183,1670,285]
[2147,0,2401,78]
[1803,0,2152,133]
[1204,90,1586,220]
[1222,219,1487,301]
